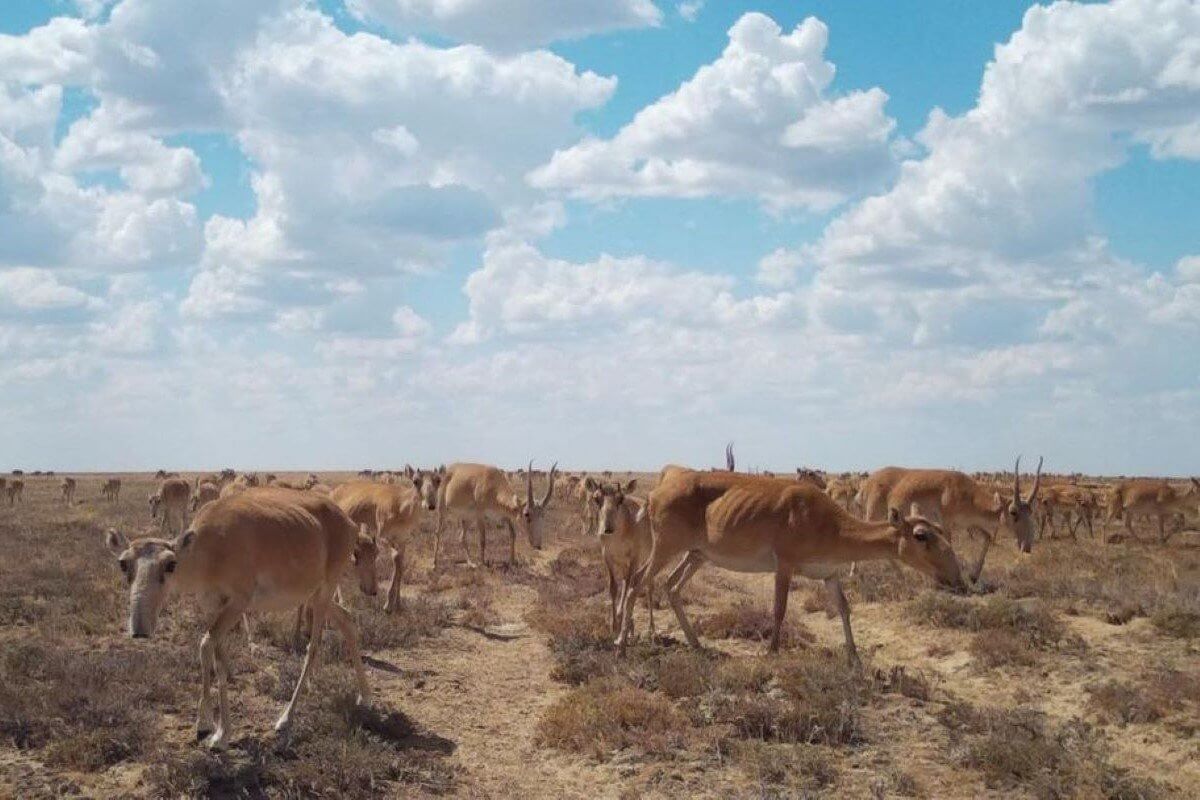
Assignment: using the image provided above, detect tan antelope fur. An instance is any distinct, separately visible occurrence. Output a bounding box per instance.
[435,462,555,567]
[858,466,913,521]
[591,480,656,638]
[5,479,23,505]
[60,476,76,505]
[617,469,969,665]
[1105,478,1199,543]
[150,477,191,536]
[330,469,442,612]
[103,489,376,749]
[884,457,1043,555]
[190,481,221,514]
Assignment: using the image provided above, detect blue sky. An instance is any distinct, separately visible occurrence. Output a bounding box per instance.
[0,0,1198,473]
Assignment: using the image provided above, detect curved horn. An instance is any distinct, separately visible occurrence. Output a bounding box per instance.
[525,460,534,508]
[540,462,557,508]
[1027,456,1043,503]
[1012,455,1022,502]
[725,442,735,472]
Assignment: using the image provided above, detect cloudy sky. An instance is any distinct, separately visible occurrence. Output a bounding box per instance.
[1,0,1197,474]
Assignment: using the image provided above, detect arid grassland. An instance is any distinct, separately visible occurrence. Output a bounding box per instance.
[1,472,1198,798]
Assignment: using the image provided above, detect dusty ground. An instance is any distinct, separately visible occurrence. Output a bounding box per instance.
[1,471,1198,798]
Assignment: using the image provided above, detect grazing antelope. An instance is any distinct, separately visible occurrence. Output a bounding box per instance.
[6,479,24,505]
[616,469,969,665]
[190,481,221,514]
[103,489,375,749]
[150,477,191,536]
[154,470,179,480]
[825,475,860,514]
[100,478,121,503]
[330,468,442,612]
[883,458,1042,555]
[858,466,913,521]
[218,473,259,499]
[434,462,556,567]
[591,480,656,638]
[60,477,77,505]
[1105,478,1199,544]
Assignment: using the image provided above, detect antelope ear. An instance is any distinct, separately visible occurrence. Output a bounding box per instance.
[175,530,195,552]
[104,528,127,554]
[909,502,921,517]
[624,479,638,493]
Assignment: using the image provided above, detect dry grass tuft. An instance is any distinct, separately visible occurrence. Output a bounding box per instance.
[910,592,1082,666]
[536,677,691,760]
[1087,668,1200,733]
[696,600,815,647]
[150,671,455,798]
[730,740,838,796]
[937,701,1171,799]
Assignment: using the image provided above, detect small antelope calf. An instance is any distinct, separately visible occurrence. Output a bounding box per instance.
[592,480,655,638]
[104,489,375,749]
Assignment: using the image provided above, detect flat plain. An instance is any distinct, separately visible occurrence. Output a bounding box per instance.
[1,471,1198,799]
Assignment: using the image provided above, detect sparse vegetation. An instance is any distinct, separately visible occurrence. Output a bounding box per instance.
[0,472,1196,797]
[937,701,1171,799]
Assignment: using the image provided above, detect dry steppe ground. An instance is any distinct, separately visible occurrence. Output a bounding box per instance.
[1,471,1198,799]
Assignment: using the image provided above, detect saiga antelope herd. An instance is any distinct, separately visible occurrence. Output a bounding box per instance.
[0,455,1194,749]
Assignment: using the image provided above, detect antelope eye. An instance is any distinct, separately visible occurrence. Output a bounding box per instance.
[163,559,177,574]
[118,558,131,575]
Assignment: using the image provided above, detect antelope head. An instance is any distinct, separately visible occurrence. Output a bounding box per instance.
[994,455,1042,553]
[519,460,557,549]
[352,524,379,597]
[148,492,161,519]
[412,467,443,512]
[595,480,637,536]
[105,527,189,638]
[887,508,969,592]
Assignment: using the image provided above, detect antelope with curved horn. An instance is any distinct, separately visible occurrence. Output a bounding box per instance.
[103,489,375,749]
[884,457,1043,561]
[434,462,556,567]
[615,470,970,665]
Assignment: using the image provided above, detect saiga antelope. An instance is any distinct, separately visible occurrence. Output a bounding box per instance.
[884,457,1042,555]
[592,480,655,638]
[104,489,376,749]
[150,477,191,536]
[60,477,77,505]
[1105,478,1199,544]
[190,481,221,514]
[434,462,556,567]
[858,466,912,521]
[6,479,24,505]
[616,469,969,665]
[330,468,442,612]
[100,478,121,503]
